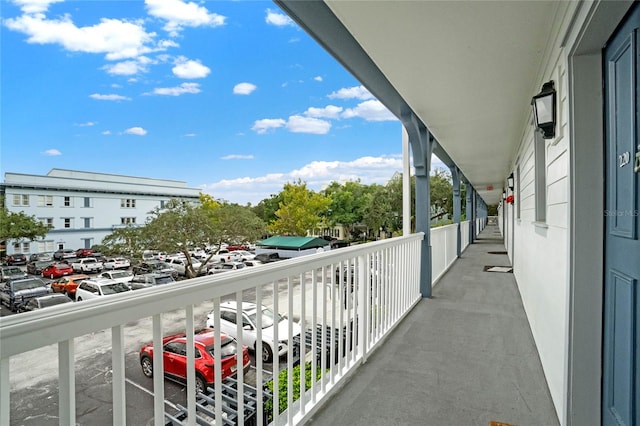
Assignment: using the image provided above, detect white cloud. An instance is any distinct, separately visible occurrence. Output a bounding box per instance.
[145,0,226,36]
[102,130,111,135]
[124,126,147,136]
[304,105,343,119]
[200,154,407,205]
[42,148,61,156]
[342,100,397,122]
[172,57,210,79]
[103,60,147,76]
[149,82,201,96]
[76,121,95,127]
[89,93,131,101]
[328,85,373,100]
[221,154,255,160]
[314,76,323,82]
[12,0,63,14]
[286,116,331,134]
[183,133,196,137]
[251,118,286,134]
[233,82,257,95]
[4,13,157,61]
[265,9,295,27]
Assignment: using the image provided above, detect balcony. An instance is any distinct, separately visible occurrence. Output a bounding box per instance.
[0,220,556,425]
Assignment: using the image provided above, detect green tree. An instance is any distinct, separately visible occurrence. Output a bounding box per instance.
[0,199,51,252]
[268,180,332,236]
[99,225,146,257]
[322,180,370,240]
[430,169,453,221]
[252,193,283,226]
[361,184,394,236]
[211,202,267,248]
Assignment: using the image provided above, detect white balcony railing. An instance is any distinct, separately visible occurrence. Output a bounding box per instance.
[1,222,472,425]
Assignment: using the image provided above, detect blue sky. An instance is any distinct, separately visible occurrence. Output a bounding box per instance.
[1,0,442,205]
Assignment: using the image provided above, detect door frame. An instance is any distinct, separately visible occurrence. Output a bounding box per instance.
[567,1,634,425]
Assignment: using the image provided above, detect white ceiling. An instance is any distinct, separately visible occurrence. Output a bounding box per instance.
[323,1,559,205]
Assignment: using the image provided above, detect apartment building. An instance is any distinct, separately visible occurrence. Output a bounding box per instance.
[1,169,201,255]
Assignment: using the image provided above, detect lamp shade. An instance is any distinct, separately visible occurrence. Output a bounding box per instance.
[507,173,514,190]
[532,81,556,139]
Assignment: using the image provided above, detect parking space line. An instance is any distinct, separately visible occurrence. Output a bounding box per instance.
[125,378,179,411]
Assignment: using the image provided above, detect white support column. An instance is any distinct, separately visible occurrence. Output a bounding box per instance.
[1,357,9,426]
[152,314,164,426]
[402,126,411,236]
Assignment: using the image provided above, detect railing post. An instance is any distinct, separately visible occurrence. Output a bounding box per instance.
[1,357,9,426]
[452,167,462,257]
[112,325,126,426]
[59,339,75,426]
[357,254,368,361]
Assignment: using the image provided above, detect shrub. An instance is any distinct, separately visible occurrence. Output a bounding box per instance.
[264,362,325,421]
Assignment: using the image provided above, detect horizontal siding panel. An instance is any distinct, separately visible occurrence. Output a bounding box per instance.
[547,151,568,186]
[547,203,567,229]
[548,176,568,205]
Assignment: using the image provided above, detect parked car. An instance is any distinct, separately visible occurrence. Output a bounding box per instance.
[75,248,95,258]
[50,274,89,297]
[26,260,54,276]
[243,260,264,267]
[254,252,283,263]
[17,293,73,313]
[165,257,204,277]
[29,252,53,262]
[210,249,242,263]
[100,270,134,285]
[75,279,132,301]
[128,273,175,290]
[102,257,131,270]
[208,261,246,274]
[5,253,28,265]
[127,272,176,290]
[41,263,74,279]
[53,249,76,260]
[232,250,256,261]
[139,330,250,394]
[71,257,103,273]
[206,301,301,363]
[133,260,178,279]
[0,277,51,311]
[0,266,28,282]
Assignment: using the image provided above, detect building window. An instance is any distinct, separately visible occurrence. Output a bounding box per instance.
[534,131,546,223]
[39,218,54,227]
[13,194,29,206]
[64,196,72,207]
[84,218,92,228]
[38,195,53,207]
[63,218,73,229]
[84,197,91,208]
[160,200,165,208]
[121,217,136,225]
[12,242,30,253]
[121,199,136,208]
[82,238,92,249]
[37,241,54,253]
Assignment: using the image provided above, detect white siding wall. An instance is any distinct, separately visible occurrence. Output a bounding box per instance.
[510,9,572,420]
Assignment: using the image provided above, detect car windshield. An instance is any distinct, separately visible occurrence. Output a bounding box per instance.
[13,279,45,291]
[248,306,282,329]
[110,271,132,279]
[101,282,131,295]
[3,267,23,274]
[206,336,237,358]
[155,276,174,285]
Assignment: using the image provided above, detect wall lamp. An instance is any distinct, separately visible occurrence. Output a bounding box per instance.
[507,173,514,191]
[531,80,556,139]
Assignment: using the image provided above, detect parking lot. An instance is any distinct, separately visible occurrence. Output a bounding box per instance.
[2,263,305,425]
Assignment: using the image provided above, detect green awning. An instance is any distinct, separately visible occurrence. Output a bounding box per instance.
[257,236,330,250]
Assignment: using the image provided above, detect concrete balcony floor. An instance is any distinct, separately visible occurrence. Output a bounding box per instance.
[307,224,559,426]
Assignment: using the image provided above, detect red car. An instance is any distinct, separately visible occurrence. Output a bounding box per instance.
[139,330,250,394]
[75,248,95,258]
[41,263,74,279]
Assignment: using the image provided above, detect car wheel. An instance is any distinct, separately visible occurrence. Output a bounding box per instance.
[258,342,273,363]
[141,356,153,378]
[195,375,207,394]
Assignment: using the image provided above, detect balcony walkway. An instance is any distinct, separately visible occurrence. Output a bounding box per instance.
[306,224,559,426]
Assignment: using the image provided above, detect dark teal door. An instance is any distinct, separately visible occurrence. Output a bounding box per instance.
[603,3,640,426]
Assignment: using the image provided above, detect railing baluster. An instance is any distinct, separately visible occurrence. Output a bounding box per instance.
[112,325,126,426]
[152,314,164,426]
[272,279,279,421]
[185,305,196,426]
[0,357,8,426]
[58,339,75,426]
[287,276,294,425]
[212,297,222,426]
[235,290,244,426]
[256,285,264,426]
[299,271,306,414]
